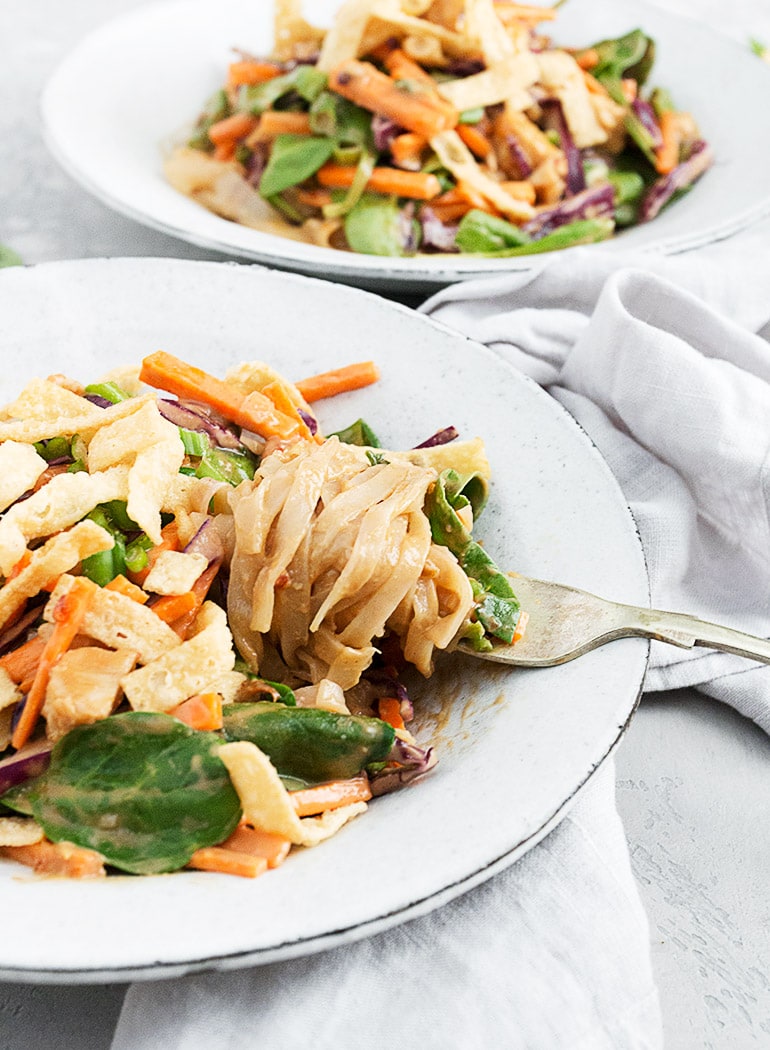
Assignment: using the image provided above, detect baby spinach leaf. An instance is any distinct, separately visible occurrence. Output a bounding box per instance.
[259,134,336,198]
[29,713,241,874]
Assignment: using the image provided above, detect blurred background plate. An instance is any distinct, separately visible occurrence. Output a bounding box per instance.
[40,0,770,292]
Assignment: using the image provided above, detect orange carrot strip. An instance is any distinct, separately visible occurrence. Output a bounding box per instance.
[328,60,457,139]
[378,697,405,731]
[390,132,428,168]
[261,380,315,442]
[655,110,681,175]
[104,574,149,604]
[253,111,312,140]
[11,577,93,750]
[512,609,529,645]
[228,60,283,87]
[207,112,259,146]
[457,122,492,159]
[167,561,220,640]
[170,692,223,732]
[383,49,438,91]
[0,839,106,878]
[0,634,46,685]
[127,520,179,586]
[290,775,372,817]
[316,163,442,200]
[139,352,300,440]
[223,825,291,869]
[213,141,236,162]
[295,361,380,403]
[574,48,599,70]
[294,186,333,208]
[150,591,197,624]
[429,201,471,222]
[187,847,268,878]
[455,179,501,215]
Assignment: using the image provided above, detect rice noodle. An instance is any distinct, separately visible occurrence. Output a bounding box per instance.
[227,437,474,690]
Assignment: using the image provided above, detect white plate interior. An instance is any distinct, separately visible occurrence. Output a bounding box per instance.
[0,258,648,981]
[40,0,770,292]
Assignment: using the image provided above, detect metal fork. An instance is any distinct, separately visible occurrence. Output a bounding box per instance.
[455,575,770,667]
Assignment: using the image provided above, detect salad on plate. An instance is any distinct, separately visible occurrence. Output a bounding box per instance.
[0,351,523,880]
[165,0,713,258]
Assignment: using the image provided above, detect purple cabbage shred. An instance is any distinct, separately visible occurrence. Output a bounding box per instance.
[539,98,585,196]
[371,113,403,153]
[638,140,714,223]
[631,97,663,149]
[523,183,615,239]
[298,408,318,436]
[369,738,438,796]
[420,207,459,252]
[413,425,459,449]
[83,393,112,409]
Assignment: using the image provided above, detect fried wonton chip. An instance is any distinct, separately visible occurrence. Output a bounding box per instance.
[393,436,491,478]
[0,441,47,513]
[218,741,368,847]
[0,668,21,713]
[317,0,380,70]
[43,646,139,741]
[87,400,180,472]
[537,50,609,148]
[0,817,45,848]
[94,364,144,396]
[0,390,155,445]
[0,379,103,427]
[46,574,180,665]
[464,0,517,63]
[0,521,114,630]
[127,436,185,546]
[120,601,234,712]
[430,129,535,220]
[0,465,129,575]
[143,550,208,596]
[437,51,538,111]
[273,0,326,61]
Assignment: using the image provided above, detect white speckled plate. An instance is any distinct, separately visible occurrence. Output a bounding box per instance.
[41,0,770,292]
[0,258,648,982]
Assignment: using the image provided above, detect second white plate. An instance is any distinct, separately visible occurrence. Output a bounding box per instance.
[41,0,770,292]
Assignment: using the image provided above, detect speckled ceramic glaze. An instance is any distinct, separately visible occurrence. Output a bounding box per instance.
[40,0,770,292]
[0,259,648,981]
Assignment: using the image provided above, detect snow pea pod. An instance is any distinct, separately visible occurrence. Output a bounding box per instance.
[455,210,531,253]
[222,702,395,783]
[472,217,614,257]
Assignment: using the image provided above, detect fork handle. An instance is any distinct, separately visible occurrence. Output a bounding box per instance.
[626,607,770,664]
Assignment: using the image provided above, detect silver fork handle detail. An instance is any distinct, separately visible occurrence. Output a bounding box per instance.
[624,607,770,664]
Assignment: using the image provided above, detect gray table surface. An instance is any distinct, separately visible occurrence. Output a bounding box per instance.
[2,3,770,1048]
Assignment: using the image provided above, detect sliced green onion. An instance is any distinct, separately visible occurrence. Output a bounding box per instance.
[179,428,210,457]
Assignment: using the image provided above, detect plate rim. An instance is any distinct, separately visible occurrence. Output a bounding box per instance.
[0,256,651,982]
[38,0,770,290]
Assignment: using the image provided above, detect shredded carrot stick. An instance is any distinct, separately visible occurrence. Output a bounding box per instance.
[252,111,312,140]
[655,110,681,174]
[187,846,268,878]
[104,574,148,604]
[456,122,492,159]
[316,163,442,200]
[295,361,380,403]
[455,179,501,215]
[213,141,236,162]
[390,132,428,168]
[0,839,106,878]
[574,47,599,70]
[140,352,301,440]
[328,60,457,139]
[223,825,291,868]
[170,692,223,731]
[294,186,333,208]
[11,577,93,750]
[290,775,372,817]
[378,697,405,731]
[383,48,438,91]
[207,112,259,146]
[0,634,46,685]
[150,590,198,624]
[228,59,283,87]
[167,561,220,640]
[428,187,473,222]
[513,609,529,645]
[261,380,316,442]
[5,551,32,583]
[127,520,179,586]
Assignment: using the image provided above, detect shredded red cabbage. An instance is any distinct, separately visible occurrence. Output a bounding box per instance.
[638,140,714,222]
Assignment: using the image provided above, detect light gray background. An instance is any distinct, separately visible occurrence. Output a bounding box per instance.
[1,3,769,1048]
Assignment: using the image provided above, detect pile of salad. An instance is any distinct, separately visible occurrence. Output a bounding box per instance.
[165,0,712,258]
[0,352,522,879]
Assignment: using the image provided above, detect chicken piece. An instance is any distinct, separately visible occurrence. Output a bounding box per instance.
[43,646,139,741]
